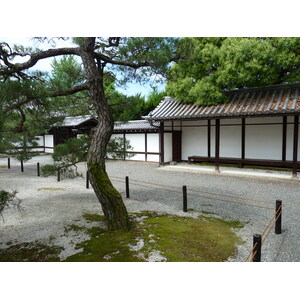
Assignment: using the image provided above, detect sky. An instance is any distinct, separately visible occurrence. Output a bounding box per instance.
[0,37,165,98]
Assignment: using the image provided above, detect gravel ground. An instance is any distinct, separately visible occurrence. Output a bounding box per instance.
[0,155,299,262]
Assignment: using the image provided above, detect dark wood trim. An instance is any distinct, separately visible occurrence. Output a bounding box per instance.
[145,132,147,162]
[292,115,299,177]
[282,116,287,162]
[215,119,220,171]
[123,132,126,160]
[241,118,245,167]
[207,119,211,158]
[159,121,164,165]
[112,151,159,155]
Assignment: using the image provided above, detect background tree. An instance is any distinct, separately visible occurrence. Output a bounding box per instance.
[0,37,178,230]
[166,37,300,105]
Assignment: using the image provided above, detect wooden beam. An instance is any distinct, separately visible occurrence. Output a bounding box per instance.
[292,115,299,177]
[207,119,211,157]
[215,119,220,171]
[282,116,287,162]
[159,121,164,165]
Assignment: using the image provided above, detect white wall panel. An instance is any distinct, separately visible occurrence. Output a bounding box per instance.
[220,126,241,158]
[147,154,159,162]
[164,133,172,162]
[147,133,159,152]
[245,124,282,159]
[45,135,53,148]
[182,127,207,160]
[125,133,145,152]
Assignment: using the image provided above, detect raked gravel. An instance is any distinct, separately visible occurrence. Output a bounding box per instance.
[0,155,299,262]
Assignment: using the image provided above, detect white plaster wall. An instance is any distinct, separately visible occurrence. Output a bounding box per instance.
[147,154,159,162]
[164,133,172,163]
[125,133,145,152]
[128,153,145,161]
[245,124,282,159]
[182,126,207,160]
[220,125,241,158]
[147,133,159,152]
[44,135,54,153]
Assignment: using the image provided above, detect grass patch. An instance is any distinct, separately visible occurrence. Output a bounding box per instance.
[0,165,6,168]
[65,211,243,262]
[37,187,66,191]
[0,242,63,262]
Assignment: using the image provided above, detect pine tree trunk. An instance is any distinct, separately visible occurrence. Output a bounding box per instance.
[80,38,130,231]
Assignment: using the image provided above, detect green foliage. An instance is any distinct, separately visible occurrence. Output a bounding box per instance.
[0,190,20,220]
[167,37,300,105]
[41,164,57,177]
[107,137,134,159]
[41,135,89,179]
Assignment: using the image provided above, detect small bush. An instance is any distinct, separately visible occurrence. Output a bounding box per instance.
[0,190,21,220]
[41,164,57,177]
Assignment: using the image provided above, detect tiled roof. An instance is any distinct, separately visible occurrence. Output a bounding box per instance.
[114,120,160,132]
[54,115,98,127]
[145,83,300,121]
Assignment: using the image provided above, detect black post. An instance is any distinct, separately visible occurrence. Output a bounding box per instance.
[57,169,60,182]
[275,200,282,234]
[183,185,188,212]
[86,171,89,189]
[125,176,130,198]
[7,158,10,169]
[292,115,299,177]
[37,162,40,177]
[252,234,262,262]
[21,159,24,172]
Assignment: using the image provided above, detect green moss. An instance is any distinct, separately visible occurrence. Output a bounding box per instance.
[83,213,106,222]
[0,165,6,168]
[65,211,243,262]
[0,242,63,262]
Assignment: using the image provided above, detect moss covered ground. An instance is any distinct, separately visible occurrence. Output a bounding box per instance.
[0,211,243,262]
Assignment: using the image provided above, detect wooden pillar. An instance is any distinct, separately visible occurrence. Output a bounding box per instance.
[145,132,148,162]
[159,122,164,166]
[207,119,211,158]
[282,116,287,162]
[292,115,299,177]
[241,118,245,168]
[123,132,126,160]
[215,119,220,171]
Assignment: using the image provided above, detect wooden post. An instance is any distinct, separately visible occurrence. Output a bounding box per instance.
[21,159,24,172]
[125,176,130,198]
[57,169,60,182]
[159,122,164,166]
[7,157,10,169]
[275,200,282,234]
[241,118,245,168]
[215,119,220,171]
[252,234,262,262]
[86,171,89,189]
[37,162,40,177]
[282,116,287,162]
[145,132,148,162]
[292,115,299,177]
[207,119,211,158]
[183,185,187,212]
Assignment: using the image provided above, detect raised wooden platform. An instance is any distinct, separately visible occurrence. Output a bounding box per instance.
[187,155,300,169]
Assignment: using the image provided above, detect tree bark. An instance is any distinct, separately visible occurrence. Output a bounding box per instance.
[80,38,130,231]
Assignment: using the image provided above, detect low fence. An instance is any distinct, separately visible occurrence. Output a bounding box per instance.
[2,158,284,262]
